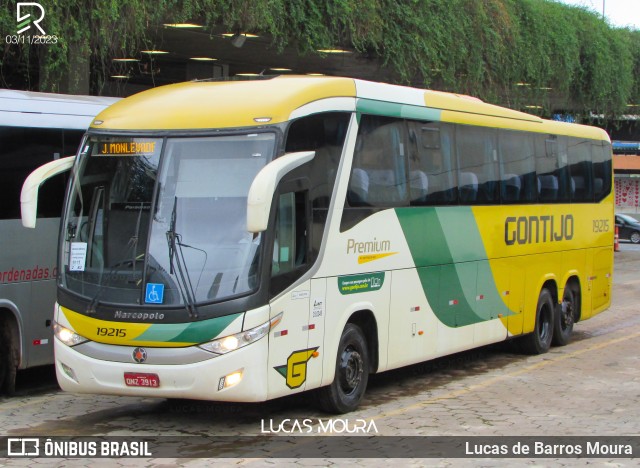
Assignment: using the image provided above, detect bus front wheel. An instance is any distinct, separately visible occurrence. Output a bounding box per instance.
[0,317,17,395]
[520,288,554,355]
[317,323,369,414]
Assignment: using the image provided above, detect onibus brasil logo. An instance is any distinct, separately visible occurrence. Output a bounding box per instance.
[17,3,46,35]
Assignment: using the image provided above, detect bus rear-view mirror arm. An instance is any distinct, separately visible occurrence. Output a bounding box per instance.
[21,155,75,228]
[247,151,315,233]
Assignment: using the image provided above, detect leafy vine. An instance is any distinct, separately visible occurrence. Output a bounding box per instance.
[0,0,638,117]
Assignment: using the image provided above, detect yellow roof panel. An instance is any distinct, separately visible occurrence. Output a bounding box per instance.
[91,76,610,143]
[425,90,543,123]
[92,76,356,130]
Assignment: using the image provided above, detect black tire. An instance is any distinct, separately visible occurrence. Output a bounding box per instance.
[631,231,640,244]
[317,323,369,414]
[519,288,555,355]
[552,282,579,346]
[0,323,17,395]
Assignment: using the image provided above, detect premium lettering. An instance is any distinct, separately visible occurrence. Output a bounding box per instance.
[347,238,391,254]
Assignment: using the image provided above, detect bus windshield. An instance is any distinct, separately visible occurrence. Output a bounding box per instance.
[61,132,275,308]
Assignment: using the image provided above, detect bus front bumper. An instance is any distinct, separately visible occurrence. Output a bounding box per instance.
[54,337,269,401]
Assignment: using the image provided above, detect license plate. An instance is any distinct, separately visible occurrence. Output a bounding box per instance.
[124,372,160,388]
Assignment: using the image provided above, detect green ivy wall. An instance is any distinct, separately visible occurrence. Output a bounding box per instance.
[1,0,638,117]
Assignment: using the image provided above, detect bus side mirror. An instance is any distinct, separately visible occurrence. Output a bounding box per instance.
[21,156,75,228]
[247,151,315,233]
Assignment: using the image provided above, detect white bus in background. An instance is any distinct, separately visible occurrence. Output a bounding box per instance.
[0,89,118,394]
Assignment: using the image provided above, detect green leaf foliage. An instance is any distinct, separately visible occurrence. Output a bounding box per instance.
[1,0,638,117]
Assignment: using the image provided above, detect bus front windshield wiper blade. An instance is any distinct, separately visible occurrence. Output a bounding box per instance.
[87,202,146,314]
[166,197,199,320]
[86,252,145,314]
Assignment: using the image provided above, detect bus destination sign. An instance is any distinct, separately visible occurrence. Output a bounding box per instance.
[97,141,157,156]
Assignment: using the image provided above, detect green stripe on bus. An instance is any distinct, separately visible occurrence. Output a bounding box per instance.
[135,312,243,344]
[356,98,441,121]
[396,207,513,327]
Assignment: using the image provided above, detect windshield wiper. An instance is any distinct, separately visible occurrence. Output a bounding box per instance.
[86,202,146,314]
[166,197,199,319]
[86,254,144,315]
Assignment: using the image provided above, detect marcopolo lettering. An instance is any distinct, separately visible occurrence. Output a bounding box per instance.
[505,214,574,246]
[114,311,165,320]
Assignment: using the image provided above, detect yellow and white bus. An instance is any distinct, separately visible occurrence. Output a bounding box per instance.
[22,77,613,413]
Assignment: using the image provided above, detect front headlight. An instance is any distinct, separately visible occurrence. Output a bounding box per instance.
[53,321,89,347]
[199,312,282,355]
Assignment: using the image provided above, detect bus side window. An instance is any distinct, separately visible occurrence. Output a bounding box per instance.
[592,141,612,201]
[407,121,456,205]
[498,130,535,203]
[567,137,593,202]
[349,115,408,207]
[0,127,81,220]
[285,112,349,209]
[271,191,308,296]
[456,125,498,204]
[535,134,570,203]
[285,112,349,260]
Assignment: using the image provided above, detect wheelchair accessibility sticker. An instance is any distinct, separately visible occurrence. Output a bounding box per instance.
[145,283,164,304]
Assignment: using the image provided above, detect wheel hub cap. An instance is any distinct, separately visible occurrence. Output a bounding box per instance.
[340,347,363,391]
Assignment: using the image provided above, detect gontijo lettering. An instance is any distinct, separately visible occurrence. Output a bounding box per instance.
[505,214,574,245]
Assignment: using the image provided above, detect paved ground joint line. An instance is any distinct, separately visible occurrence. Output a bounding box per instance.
[370,329,640,422]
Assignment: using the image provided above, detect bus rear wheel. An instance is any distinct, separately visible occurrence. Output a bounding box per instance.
[520,288,554,355]
[553,282,579,346]
[317,323,369,414]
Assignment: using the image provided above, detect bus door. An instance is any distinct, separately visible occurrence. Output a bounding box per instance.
[305,278,326,389]
[266,279,326,396]
[266,190,325,396]
[267,282,313,397]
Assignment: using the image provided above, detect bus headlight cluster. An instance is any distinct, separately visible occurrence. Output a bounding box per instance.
[199,312,282,355]
[53,322,89,347]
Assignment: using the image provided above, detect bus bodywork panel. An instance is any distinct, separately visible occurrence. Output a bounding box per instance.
[57,306,244,347]
[0,89,117,129]
[54,332,270,402]
[0,218,59,369]
[54,304,269,401]
[320,197,612,373]
[90,77,357,130]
